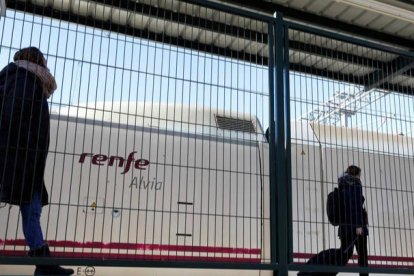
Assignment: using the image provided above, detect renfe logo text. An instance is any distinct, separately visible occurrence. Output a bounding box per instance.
[79,152,150,174]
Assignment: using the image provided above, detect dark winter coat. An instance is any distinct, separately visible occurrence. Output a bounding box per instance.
[0,63,49,206]
[338,173,368,237]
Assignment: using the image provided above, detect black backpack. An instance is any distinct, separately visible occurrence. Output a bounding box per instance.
[327,188,343,226]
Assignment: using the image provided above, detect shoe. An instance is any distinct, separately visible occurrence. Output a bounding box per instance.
[28,244,74,275]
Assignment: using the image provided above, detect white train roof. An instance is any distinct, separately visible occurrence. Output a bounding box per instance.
[292,121,414,157]
[53,102,414,155]
[54,102,266,142]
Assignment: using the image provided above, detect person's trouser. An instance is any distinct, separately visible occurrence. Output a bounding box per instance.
[20,192,45,250]
[340,233,368,276]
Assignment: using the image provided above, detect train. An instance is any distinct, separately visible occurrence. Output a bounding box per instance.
[1,102,413,275]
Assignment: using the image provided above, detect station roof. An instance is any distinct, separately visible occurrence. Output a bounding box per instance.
[221,0,414,51]
[5,0,414,95]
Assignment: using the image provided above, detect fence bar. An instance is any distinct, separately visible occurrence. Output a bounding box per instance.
[0,257,278,270]
[289,264,414,275]
[273,11,290,276]
[180,0,276,22]
[268,11,278,271]
[283,22,293,265]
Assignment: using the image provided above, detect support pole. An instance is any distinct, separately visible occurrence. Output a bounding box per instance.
[283,22,293,265]
[269,12,291,276]
[267,15,278,275]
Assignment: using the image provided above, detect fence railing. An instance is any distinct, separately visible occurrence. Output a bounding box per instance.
[287,19,414,275]
[0,0,413,275]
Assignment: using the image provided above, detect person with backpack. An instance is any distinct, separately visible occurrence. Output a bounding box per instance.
[0,47,74,275]
[298,165,368,276]
[338,165,369,276]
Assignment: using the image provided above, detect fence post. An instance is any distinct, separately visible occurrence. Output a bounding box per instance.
[269,12,290,276]
[283,22,293,265]
[268,14,278,275]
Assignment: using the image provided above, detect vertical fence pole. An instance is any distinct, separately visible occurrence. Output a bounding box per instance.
[274,12,289,275]
[269,12,290,276]
[275,12,289,276]
[283,23,293,264]
[268,15,278,275]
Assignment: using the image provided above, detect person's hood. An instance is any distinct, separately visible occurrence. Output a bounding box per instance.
[0,63,19,84]
[338,172,361,188]
[0,63,42,93]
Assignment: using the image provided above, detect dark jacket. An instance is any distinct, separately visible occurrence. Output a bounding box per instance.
[338,173,368,237]
[0,63,49,206]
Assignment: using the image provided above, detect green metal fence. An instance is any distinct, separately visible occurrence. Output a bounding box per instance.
[0,0,413,275]
[286,18,414,276]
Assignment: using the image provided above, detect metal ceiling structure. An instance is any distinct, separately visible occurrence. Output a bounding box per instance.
[4,0,414,98]
[220,0,414,50]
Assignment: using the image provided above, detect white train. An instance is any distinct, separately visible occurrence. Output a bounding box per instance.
[1,103,413,275]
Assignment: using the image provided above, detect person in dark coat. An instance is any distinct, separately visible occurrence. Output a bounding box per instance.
[338,165,369,276]
[0,47,73,275]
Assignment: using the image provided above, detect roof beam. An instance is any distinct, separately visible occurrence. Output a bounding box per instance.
[217,0,414,50]
[365,56,414,91]
[289,63,365,84]
[289,40,384,68]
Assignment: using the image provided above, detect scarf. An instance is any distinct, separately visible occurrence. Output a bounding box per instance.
[14,60,57,99]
